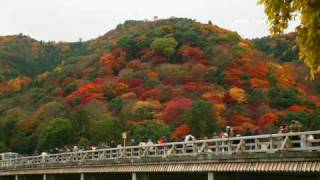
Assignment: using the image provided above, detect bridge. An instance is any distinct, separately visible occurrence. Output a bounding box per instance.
[0,131,320,180]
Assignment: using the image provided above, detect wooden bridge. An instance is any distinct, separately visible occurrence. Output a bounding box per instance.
[0,131,320,180]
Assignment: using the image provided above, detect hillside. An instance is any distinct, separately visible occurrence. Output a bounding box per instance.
[253,33,320,95]
[0,34,90,81]
[253,32,299,62]
[0,18,320,154]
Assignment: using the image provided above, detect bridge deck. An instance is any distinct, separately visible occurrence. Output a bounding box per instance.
[1,131,320,175]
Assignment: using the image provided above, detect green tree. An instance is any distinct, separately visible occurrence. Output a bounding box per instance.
[131,121,170,142]
[64,82,79,95]
[69,108,90,136]
[78,137,91,147]
[33,101,66,123]
[247,89,268,104]
[89,115,121,144]
[0,141,8,153]
[282,111,309,129]
[109,97,124,113]
[309,109,320,130]
[259,0,320,78]
[119,34,150,60]
[268,87,302,109]
[151,37,178,57]
[268,70,278,87]
[0,108,28,145]
[11,130,36,154]
[183,100,217,137]
[205,69,225,85]
[37,118,76,151]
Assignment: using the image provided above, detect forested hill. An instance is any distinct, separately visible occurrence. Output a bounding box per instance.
[0,18,320,154]
[253,32,299,62]
[253,33,320,95]
[0,35,90,81]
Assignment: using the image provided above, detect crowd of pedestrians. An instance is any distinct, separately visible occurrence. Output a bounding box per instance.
[36,119,318,156]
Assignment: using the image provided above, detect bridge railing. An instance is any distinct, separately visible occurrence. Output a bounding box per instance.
[1,130,320,169]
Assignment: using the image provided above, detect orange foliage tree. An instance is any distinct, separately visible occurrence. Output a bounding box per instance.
[171,124,191,140]
[225,63,244,87]
[147,71,159,79]
[270,63,295,88]
[112,82,129,96]
[250,78,270,88]
[287,105,307,112]
[99,48,126,73]
[65,82,106,106]
[0,77,31,94]
[228,87,246,103]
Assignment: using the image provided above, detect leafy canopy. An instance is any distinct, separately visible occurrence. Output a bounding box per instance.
[151,37,178,57]
[37,118,76,151]
[259,0,320,78]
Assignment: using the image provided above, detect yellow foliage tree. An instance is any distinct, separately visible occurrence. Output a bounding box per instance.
[229,87,246,103]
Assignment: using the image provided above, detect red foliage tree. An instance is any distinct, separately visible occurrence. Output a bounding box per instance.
[183,82,211,93]
[257,112,278,128]
[127,59,142,69]
[151,55,168,64]
[179,45,206,63]
[128,79,143,88]
[139,49,154,61]
[310,96,320,107]
[226,59,271,88]
[257,112,278,133]
[225,67,244,87]
[162,98,192,123]
[245,61,269,80]
[132,86,147,97]
[227,115,257,134]
[171,124,191,140]
[141,89,161,100]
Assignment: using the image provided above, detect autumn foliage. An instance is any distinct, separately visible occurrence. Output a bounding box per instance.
[99,48,127,73]
[65,82,105,106]
[227,115,257,134]
[0,18,319,154]
[172,124,191,140]
[257,112,278,128]
[162,98,192,123]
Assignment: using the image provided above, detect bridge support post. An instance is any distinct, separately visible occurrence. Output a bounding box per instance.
[132,173,137,180]
[208,172,214,180]
[43,174,46,180]
[80,173,84,180]
[15,175,18,180]
[132,173,149,180]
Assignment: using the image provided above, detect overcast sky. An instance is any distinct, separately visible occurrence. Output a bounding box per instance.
[0,0,299,42]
